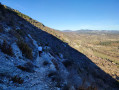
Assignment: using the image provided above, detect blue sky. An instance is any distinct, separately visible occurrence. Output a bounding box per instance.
[1,0,119,30]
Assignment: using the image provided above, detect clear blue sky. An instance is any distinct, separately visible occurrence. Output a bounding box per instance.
[1,0,119,30]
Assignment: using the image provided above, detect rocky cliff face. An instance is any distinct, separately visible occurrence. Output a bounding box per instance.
[0,3,119,90]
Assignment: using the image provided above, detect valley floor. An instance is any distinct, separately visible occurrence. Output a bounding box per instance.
[64,32,119,82]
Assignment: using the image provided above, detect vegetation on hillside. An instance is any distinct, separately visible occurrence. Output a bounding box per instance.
[17,40,33,59]
[98,41,119,46]
[64,31,119,82]
[0,40,13,56]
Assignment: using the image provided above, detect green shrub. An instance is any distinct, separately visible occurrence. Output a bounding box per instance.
[16,30,26,37]
[0,40,13,56]
[17,62,34,73]
[11,75,24,84]
[0,26,3,33]
[17,65,28,71]
[17,65,33,73]
[45,43,48,46]
[20,24,24,27]
[8,20,14,27]
[48,70,61,86]
[78,79,97,90]
[78,85,97,90]
[113,80,119,88]
[17,40,33,59]
[62,60,72,68]
[8,30,23,41]
[55,52,60,57]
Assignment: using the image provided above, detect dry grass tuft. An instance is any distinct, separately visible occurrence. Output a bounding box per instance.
[11,75,24,84]
[17,40,33,59]
[0,40,13,56]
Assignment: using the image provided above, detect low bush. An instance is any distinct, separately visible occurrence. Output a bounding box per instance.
[48,71,61,87]
[17,65,28,71]
[45,43,48,46]
[17,65,34,72]
[78,85,97,90]
[48,71,57,77]
[51,59,59,70]
[8,20,14,27]
[113,80,119,88]
[20,24,24,27]
[62,60,72,68]
[78,67,82,74]
[17,40,33,59]
[16,30,26,37]
[17,62,34,73]
[78,80,97,90]
[11,75,24,84]
[0,40,13,56]
[55,52,60,57]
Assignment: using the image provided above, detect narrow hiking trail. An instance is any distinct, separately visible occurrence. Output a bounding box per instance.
[22,53,57,90]
[2,52,59,90]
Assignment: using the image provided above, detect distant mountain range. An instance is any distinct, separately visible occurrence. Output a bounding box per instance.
[63,30,119,34]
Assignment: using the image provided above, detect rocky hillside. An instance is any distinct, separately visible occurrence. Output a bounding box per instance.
[0,3,119,90]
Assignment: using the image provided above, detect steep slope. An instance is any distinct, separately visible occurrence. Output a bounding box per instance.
[0,3,119,90]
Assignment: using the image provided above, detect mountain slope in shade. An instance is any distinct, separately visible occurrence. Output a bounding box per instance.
[0,3,119,90]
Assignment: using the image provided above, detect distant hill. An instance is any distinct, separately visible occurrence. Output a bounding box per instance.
[63,30,119,34]
[62,30,73,32]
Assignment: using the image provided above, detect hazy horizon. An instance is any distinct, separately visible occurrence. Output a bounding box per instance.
[1,0,119,31]
[62,29,119,31]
